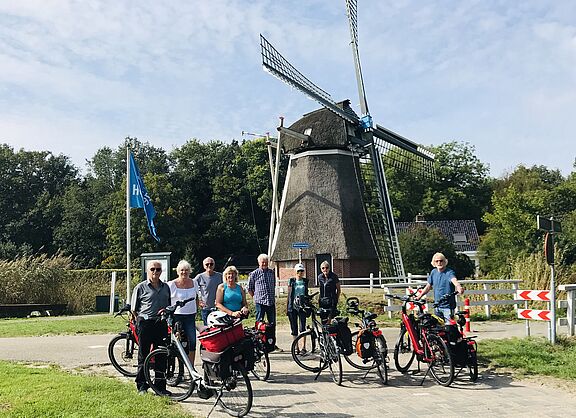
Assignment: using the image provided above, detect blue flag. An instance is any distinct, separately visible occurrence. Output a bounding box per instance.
[129,152,160,241]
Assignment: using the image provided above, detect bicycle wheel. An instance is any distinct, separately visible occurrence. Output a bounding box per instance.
[166,350,185,387]
[217,368,253,417]
[468,350,478,382]
[428,334,454,387]
[291,330,322,373]
[394,327,416,373]
[374,335,388,385]
[251,345,270,381]
[108,334,138,377]
[343,330,373,370]
[144,347,194,401]
[327,336,342,385]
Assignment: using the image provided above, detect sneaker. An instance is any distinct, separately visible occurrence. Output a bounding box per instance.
[138,389,148,395]
[300,348,307,355]
[273,345,284,353]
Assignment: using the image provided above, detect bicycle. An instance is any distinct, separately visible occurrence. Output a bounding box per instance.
[108,304,184,386]
[244,324,271,381]
[343,297,389,385]
[290,292,345,386]
[143,298,253,417]
[436,292,479,382]
[108,304,139,377]
[386,291,455,386]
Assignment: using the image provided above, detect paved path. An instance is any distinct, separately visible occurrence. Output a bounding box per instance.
[0,321,574,417]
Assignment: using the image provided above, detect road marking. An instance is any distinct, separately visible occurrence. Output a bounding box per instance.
[88,345,106,349]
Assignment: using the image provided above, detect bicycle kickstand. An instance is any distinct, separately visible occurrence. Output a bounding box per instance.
[206,389,223,418]
[419,363,433,386]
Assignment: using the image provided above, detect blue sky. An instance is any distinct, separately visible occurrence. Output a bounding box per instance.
[0,0,574,177]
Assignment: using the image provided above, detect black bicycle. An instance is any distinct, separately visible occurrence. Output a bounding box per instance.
[290,293,344,386]
[344,297,389,384]
[244,326,271,381]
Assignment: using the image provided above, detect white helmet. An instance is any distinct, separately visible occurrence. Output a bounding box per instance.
[207,311,233,327]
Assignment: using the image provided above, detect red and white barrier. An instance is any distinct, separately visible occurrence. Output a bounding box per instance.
[516,290,551,302]
[464,297,471,333]
[517,309,551,321]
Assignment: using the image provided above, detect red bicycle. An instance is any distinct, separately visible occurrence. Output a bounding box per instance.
[108,304,139,377]
[386,292,455,386]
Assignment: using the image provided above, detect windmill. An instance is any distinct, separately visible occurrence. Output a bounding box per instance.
[261,0,434,279]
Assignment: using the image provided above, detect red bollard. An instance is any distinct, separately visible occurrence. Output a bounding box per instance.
[464,298,471,333]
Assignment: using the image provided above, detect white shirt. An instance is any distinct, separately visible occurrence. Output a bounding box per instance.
[167,281,198,315]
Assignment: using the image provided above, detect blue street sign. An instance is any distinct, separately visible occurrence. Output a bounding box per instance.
[291,242,310,249]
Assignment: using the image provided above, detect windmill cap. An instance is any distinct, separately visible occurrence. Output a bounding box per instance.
[294,263,305,271]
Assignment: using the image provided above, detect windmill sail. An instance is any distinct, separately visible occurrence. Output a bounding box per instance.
[260,1,435,278]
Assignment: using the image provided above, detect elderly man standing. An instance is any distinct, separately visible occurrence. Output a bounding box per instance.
[248,254,279,349]
[131,260,171,395]
[417,252,464,320]
[194,257,223,325]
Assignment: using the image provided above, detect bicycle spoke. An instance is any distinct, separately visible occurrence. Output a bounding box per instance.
[394,327,415,373]
[375,335,388,385]
[144,347,194,401]
[217,369,253,417]
[108,334,138,377]
[428,334,454,387]
[291,330,322,373]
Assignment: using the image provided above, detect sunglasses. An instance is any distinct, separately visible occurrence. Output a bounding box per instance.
[297,270,304,273]
[150,268,162,272]
[205,263,214,267]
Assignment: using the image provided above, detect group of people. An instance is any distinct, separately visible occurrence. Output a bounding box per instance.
[129,251,462,394]
[130,253,301,394]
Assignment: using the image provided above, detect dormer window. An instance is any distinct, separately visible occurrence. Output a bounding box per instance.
[453,233,467,243]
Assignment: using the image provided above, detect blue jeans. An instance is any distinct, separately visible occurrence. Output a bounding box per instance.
[435,307,453,321]
[201,308,214,326]
[174,313,196,352]
[255,303,276,325]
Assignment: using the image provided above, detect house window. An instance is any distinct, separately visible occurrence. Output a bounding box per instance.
[453,233,467,243]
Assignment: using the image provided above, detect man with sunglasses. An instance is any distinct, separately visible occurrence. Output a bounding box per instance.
[194,257,223,325]
[416,252,464,320]
[131,260,171,395]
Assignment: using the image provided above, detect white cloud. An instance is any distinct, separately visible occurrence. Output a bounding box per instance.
[0,0,574,177]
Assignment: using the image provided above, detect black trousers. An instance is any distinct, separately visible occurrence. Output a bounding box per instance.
[135,318,168,390]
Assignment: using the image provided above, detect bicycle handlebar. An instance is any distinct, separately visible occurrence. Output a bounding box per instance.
[432,291,459,307]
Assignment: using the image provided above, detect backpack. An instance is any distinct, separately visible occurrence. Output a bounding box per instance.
[355,329,375,359]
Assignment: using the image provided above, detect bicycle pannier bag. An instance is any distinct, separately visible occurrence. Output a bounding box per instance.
[198,319,244,352]
[330,318,353,356]
[201,346,234,379]
[255,321,276,353]
[356,329,375,359]
[232,337,255,372]
[319,297,332,309]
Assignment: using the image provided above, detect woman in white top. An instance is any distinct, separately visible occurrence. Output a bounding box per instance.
[168,259,198,364]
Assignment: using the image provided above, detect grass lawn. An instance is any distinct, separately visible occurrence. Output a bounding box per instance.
[0,361,191,418]
[0,314,127,338]
[478,336,576,380]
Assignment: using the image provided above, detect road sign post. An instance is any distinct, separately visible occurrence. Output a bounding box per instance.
[291,242,311,264]
[537,215,562,344]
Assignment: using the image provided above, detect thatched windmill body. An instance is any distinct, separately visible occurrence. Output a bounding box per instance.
[262,0,434,280]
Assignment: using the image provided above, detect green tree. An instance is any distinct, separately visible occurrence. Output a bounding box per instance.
[0,144,78,257]
[399,224,475,278]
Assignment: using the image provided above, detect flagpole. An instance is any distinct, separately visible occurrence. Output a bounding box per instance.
[126,145,132,305]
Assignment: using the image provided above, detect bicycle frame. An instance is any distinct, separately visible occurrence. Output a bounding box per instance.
[392,294,440,363]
